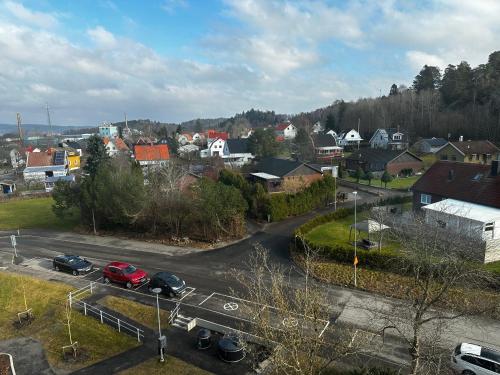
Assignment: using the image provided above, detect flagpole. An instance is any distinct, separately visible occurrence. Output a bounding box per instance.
[353,191,358,287]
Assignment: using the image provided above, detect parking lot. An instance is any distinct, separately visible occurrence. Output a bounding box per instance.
[5,251,331,338]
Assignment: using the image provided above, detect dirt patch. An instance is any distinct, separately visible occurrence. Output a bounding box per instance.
[62,346,90,364]
[12,314,35,330]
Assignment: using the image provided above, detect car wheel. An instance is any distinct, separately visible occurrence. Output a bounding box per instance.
[72,270,78,276]
[55,265,60,272]
[103,277,110,284]
[462,371,475,375]
[126,281,132,289]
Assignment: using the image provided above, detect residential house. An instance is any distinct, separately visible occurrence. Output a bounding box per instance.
[200,138,254,167]
[369,128,407,150]
[206,130,228,145]
[240,129,254,139]
[103,137,128,157]
[345,149,423,177]
[411,160,500,210]
[275,121,297,141]
[436,139,500,164]
[23,150,68,183]
[135,136,157,145]
[177,133,193,145]
[66,150,80,171]
[412,161,500,263]
[312,122,323,134]
[44,175,75,193]
[192,133,205,144]
[250,157,323,193]
[337,129,363,148]
[412,137,447,154]
[134,144,170,168]
[313,133,343,162]
[99,123,118,138]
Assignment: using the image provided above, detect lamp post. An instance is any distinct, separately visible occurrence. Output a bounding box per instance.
[353,191,358,287]
[152,287,165,362]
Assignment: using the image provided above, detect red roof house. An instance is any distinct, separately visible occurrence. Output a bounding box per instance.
[134,144,170,167]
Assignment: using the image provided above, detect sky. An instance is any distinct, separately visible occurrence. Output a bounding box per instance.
[0,0,499,126]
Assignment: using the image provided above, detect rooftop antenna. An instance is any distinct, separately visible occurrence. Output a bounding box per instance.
[16,113,23,148]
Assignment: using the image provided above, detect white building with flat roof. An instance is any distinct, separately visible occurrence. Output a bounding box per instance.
[422,198,500,263]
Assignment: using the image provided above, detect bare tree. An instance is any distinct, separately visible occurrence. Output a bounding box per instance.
[375,210,499,374]
[231,243,362,374]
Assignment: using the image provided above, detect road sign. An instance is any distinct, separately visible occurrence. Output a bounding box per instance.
[353,256,358,266]
[10,235,16,247]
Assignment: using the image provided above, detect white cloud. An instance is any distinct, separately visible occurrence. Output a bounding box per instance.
[406,51,446,71]
[3,1,59,28]
[87,26,117,48]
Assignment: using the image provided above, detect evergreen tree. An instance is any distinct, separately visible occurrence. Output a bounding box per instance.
[248,128,280,158]
[354,167,365,183]
[325,114,337,132]
[381,170,393,188]
[413,65,441,92]
[389,83,399,96]
[83,135,109,178]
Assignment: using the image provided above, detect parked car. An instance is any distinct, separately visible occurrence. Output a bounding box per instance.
[148,272,186,297]
[53,255,93,276]
[451,342,500,374]
[102,262,148,289]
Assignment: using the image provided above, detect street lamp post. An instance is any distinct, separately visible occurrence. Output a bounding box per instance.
[152,287,165,362]
[353,191,358,287]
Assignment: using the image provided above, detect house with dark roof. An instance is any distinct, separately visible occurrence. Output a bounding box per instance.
[313,133,343,162]
[412,137,447,154]
[436,140,500,165]
[369,128,407,150]
[345,149,423,176]
[412,161,500,263]
[250,157,323,192]
[200,138,254,167]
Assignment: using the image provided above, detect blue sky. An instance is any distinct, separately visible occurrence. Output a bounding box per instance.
[0,0,499,125]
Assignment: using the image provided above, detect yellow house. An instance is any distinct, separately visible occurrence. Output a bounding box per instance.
[67,153,80,170]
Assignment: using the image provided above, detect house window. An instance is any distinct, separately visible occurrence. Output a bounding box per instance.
[485,222,494,232]
[420,193,431,205]
[441,154,448,160]
[451,155,456,161]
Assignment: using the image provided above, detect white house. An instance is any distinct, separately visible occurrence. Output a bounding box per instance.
[369,128,407,150]
[422,199,500,263]
[23,150,68,183]
[275,122,297,140]
[338,129,363,147]
[200,138,254,167]
[104,138,119,156]
[312,121,323,134]
[99,123,118,138]
[177,133,193,145]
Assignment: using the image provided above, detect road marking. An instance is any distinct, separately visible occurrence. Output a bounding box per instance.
[134,280,149,290]
[177,287,195,302]
[223,302,239,311]
[79,268,100,278]
[198,292,214,306]
[318,321,330,338]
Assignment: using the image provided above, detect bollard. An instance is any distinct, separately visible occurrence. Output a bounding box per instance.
[83,302,87,316]
[137,328,141,342]
[117,319,121,332]
[100,310,103,324]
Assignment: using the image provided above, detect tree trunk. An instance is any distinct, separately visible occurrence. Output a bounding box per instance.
[92,209,97,235]
[410,326,421,375]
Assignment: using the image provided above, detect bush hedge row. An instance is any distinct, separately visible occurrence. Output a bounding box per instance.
[293,195,412,271]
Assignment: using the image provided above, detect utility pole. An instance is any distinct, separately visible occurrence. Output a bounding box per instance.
[46,103,53,148]
[16,113,23,149]
[353,191,358,287]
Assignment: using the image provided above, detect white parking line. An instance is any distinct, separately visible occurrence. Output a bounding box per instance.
[177,287,195,302]
[198,292,214,306]
[79,268,100,278]
[134,280,149,290]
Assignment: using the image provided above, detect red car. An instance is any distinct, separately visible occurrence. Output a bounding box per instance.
[102,262,148,289]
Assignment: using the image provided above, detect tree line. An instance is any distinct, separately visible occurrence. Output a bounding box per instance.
[292,51,500,143]
[52,135,247,242]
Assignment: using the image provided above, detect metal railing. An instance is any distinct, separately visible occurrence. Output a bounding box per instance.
[68,282,95,307]
[72,299,144,342]
[168,302,180,324]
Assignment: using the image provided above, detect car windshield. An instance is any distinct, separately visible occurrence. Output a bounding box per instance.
[67,257,82,264]
[123,265,137,274]
[168,275,181,283]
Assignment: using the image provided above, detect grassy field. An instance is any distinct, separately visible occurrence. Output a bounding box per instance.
[304,210,399,253]
[0,272,138,371]
[0,197,80,231]
[485,261,500,276]
[343,175,420,190]
[99,295,169,331]
[119,357,212,375]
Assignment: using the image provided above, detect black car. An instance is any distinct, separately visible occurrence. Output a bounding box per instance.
[53,255,93,276]
[148,272,186,297]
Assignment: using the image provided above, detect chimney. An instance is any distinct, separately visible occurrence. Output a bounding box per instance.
[448,169,454,181]
[459,135,463,142]
[491,160,500,177]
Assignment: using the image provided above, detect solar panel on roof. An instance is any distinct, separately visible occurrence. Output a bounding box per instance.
[54,151,65,165]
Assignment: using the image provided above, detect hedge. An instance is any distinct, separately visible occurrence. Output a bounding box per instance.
[293,195,413,271]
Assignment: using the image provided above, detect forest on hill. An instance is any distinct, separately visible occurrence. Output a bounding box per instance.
[292,51,500,143]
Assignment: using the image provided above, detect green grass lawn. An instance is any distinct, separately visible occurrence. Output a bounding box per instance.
[343,175,420,190]
[0,272,138,371]
[305,210,399,253]
[0,197,80,230]
[119,357,212,375]
[485,261,500,276]
[98,295,169,331]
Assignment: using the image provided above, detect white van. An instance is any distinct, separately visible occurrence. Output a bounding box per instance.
[451,343,500,374]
